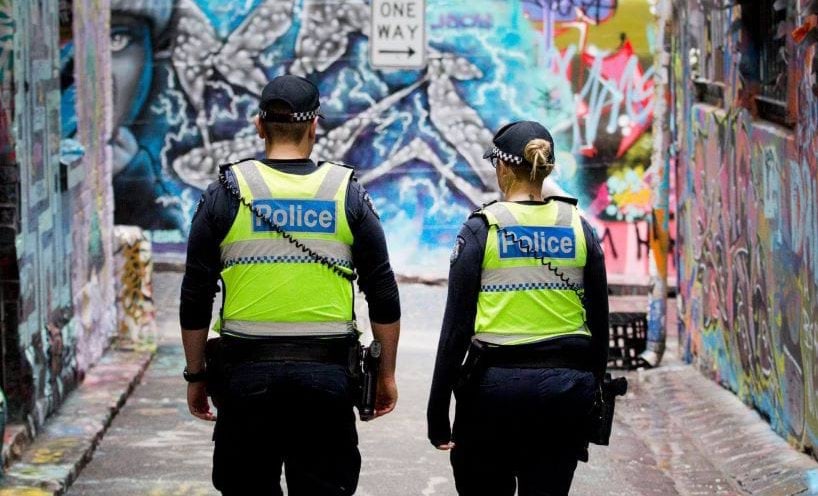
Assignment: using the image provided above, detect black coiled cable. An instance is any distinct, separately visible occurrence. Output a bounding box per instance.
[219,170,358,282]
[497,228,586,306]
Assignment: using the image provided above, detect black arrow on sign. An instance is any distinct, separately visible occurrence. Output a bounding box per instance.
[377,46,416,57]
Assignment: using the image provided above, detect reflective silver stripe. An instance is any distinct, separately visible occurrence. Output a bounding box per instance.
[315,163,350,200]
[221,238,352,265]
[474,326,589,345]
[235,161,270,198]
[555,202,573,226]
[480,266,584,288]
[222,320,356,337]
[482,202,518,228]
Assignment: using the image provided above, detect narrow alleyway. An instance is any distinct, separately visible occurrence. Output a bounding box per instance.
[66,272,818,496]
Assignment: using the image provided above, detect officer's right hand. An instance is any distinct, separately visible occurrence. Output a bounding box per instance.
[436,442,455,451]
[187,382,216,421]
[373,375,398,418]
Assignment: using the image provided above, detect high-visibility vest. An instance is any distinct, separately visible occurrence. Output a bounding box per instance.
[217,160,355,338]
[474,200,590,345]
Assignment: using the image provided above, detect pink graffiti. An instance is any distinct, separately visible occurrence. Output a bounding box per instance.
[578,40,654,157]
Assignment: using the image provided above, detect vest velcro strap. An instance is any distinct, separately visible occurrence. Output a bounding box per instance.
[315,163,351,200]
[480,266,584,290]
[222,320,356,338]
[234,161,270,198]
[554,201,573,226]
[482,202,517,227]
[221,238,353,267]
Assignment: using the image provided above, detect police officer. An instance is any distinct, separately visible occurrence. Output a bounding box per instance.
[427,121,609,496]
[180,75,401,495]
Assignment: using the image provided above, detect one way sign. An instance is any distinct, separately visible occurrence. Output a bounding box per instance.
[370,0,426,69]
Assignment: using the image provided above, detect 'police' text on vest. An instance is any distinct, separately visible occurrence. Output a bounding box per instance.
[252,199,337,234]
[498,226,575,259]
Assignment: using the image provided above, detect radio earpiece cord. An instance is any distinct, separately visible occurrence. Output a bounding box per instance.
[218,166,357,282]
[496,226,587,325]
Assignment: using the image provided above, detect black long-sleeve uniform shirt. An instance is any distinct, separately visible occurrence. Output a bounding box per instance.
[180,159,401,330]
[426,198,609,446]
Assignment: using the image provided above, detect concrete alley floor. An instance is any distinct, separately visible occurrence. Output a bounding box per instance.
[66,272,818,496]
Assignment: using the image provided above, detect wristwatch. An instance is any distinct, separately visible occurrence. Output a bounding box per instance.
[183,366,207,383]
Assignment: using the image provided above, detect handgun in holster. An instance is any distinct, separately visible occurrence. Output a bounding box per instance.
[357,340,382,421]
[586,373,628,445]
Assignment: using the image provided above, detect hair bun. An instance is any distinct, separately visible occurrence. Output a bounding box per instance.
[523,139,554,181]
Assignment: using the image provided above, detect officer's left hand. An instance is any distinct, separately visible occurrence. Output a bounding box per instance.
[373,375,398,418]
[187,382,216,421]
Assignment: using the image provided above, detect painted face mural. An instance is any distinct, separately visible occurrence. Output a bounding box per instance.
[84,0,663,276]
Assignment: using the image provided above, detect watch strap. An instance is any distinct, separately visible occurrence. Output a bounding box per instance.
[183,367,207,383]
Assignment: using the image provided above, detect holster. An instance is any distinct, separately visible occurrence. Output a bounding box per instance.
[585,373,628,445]
[355,341,382,421]
[454,339,488,392]
[204,337,227,408]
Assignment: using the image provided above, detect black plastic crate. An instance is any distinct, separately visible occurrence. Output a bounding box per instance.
[607,312,647,370]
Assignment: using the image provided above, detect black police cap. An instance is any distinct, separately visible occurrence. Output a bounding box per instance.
[258,75,323,123]
[483,121,555,165]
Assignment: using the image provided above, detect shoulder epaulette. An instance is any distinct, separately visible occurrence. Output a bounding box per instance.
[320,160,355,170]
[545,195,579,206]
[469,199,497,218]
[320,160,358,183]
[218,157,255,173]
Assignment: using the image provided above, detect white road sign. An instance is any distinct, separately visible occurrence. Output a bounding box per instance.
[370,0,426,69]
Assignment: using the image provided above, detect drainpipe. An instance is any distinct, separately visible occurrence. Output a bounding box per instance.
[640,0,673,367]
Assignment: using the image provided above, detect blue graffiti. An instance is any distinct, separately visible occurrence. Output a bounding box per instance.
[61,0,651,273]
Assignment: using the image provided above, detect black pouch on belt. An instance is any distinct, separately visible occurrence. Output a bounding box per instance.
[454,339,488,392]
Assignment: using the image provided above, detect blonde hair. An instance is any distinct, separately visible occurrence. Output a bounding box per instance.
[523,139,554,182]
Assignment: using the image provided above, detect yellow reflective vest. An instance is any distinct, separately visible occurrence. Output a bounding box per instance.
[474,200,590,345]
[217,160,356,338]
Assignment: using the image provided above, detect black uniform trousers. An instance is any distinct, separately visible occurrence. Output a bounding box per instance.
[212,360,360,495]
[451,366,596,496]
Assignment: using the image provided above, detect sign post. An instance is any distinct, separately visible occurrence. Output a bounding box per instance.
[370,0,426,69]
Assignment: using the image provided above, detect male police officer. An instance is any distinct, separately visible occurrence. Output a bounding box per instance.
[180,75,401,495]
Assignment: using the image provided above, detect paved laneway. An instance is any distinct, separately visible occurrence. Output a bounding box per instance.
[67,272,818,495]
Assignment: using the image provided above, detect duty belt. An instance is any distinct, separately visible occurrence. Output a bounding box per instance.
[479,341,592,371]
[222,335,358,367]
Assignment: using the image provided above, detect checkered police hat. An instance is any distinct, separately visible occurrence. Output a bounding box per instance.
[258,75,323,123]
[483,121,556,166]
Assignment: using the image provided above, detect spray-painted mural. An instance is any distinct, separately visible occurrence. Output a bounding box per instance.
[93,0,666,278]
[8,0,76,428]
[0,0,16,452]
[0,0,116,437]
[675,1,818,458]
[62,0,117,374]
[114,226,157,348]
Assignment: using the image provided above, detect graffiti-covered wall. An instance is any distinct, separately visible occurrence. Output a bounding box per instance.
[675,1,818,456]
[0,0,17,423]
[102,0,664,279]
[63,0,117,373]
[7,0,76,426]
[0,0,116,432]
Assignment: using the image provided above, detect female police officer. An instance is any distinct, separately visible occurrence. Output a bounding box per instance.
[427,121,609,496]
